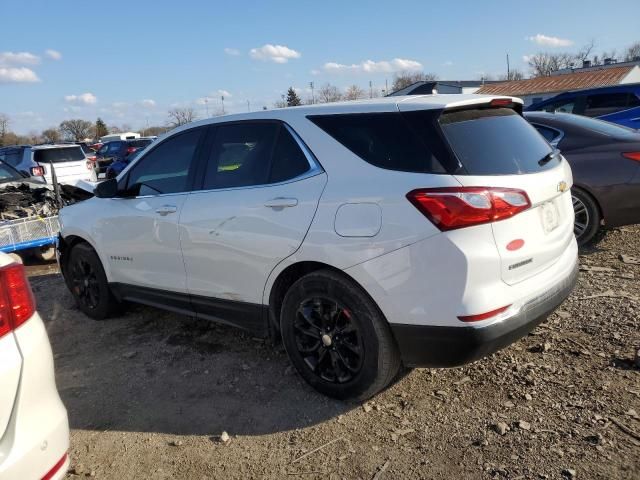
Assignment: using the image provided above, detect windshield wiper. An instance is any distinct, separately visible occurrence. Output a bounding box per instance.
[538,149,560,166]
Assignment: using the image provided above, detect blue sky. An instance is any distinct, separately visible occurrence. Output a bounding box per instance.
[2,0,639,133]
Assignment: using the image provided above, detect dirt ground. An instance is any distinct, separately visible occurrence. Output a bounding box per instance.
[26,226,640,480]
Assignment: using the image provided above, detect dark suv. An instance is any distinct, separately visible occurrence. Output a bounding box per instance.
[526,85,640,129]
[93,138,154,179]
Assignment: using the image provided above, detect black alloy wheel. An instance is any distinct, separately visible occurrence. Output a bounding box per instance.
[571,188,601,246]
[70,255,100,310]
[293,297,364,383]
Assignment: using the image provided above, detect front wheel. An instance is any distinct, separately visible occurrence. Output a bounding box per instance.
[280,270,401,401]
[65,243,121,319]
[572,188,601,246]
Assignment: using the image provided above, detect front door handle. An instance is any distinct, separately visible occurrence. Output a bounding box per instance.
[264,197,298,208]
[155,205,177,216]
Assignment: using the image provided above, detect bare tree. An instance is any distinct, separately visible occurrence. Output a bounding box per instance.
[499,69,525,81]
[42,128,61,143]
[168,108,198,127]
[624,42,640,61]
[527,52,576,77]
[576,40,596,62]
[59,119,93,141]
[391,71,438,92]
[343,85,366,101]
[317,83,343,103]
[0,113,10,147]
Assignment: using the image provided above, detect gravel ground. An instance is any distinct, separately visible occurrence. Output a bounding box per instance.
[26,226,640,480]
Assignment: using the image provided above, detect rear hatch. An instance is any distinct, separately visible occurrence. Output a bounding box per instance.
[401,99,575,285]
[34,146,87,183]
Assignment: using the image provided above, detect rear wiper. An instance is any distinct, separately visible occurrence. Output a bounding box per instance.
[538,149,560,166]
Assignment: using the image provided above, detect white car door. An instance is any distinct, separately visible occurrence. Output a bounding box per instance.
[179,122,326,332]
[93,127,206,309]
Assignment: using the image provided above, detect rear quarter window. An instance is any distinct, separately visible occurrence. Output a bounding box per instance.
[308,112,448,174]
[439,108,556,175]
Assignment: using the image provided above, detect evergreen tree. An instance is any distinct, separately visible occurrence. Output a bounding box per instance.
[95,118,108,139]
[286,87,302,107]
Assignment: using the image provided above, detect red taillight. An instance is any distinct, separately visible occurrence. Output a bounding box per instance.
[406,187,531,231]
[0,262,36,338]
[458,305,511,322]
[41,453,68,480]
[126,146,137,154]
[30,166,45,176]
[622,152,640,162]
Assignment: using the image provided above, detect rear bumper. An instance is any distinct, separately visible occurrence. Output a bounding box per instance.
[391,258,578,367]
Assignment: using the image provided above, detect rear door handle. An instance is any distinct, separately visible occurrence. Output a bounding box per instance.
[264,197,298,208]
[155,205,177,216]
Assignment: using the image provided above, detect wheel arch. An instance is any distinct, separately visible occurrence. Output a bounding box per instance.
[267,260,381,337]
[58,231,109,279]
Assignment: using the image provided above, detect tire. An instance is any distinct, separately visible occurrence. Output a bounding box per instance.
[280,269,401,401]
[65,242,120,319]
[33,245,56,262]
[571,188,601,247]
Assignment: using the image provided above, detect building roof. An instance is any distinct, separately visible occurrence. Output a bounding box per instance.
[476,65,636,97]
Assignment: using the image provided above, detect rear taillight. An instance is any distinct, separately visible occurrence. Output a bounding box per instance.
[30,166,45,176]
[0,262,36,338]
[622,152,640,162]
[407,187,531,231]
[126,146,137,154]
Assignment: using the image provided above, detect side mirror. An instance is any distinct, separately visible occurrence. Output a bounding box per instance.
[94,178,118,198]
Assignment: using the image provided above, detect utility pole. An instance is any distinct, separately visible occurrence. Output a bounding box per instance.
[204,97,209,117]
[385,79,388,95]
[309,81,314,104]
[247,100,250,112]
[506,53,510,80]
[281,94,286,107]
[221,96,225,115]
[369,80,373,98]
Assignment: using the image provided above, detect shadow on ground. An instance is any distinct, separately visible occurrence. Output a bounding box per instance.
[30,272,352,437]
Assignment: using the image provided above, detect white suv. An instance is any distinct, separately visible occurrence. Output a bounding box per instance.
[57,95,578,399]
[0,144,89,186]
[0,253,70,479]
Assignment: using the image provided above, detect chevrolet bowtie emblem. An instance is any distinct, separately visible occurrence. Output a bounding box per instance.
[557,181,568,193]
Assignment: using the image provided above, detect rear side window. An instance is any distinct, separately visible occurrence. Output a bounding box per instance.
[584,93,633,117]
[309,113,447,173]
[34,147,85,163]
[203,122,278,189]
[269,128,310,183]
[439,108,555,175]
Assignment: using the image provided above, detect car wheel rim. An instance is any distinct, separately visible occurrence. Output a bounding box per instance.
[572,194,590,240]
[70,257,100,309]
[293,297,364,384]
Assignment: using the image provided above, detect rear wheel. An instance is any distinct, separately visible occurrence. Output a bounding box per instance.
[572,188,601,246]
[66,243,120,319]
[280,270,401,400]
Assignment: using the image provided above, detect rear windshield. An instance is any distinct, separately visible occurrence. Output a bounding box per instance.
[34,147,85,163]
[128,139,153,148]
[439,108,556,175]
[555,113,639,139]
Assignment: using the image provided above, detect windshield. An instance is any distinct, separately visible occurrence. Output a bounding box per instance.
[439,108,557,175]
[34,146,85,163]
[0,161,21,182]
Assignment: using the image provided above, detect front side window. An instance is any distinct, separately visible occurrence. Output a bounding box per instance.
[125,128,203,195]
